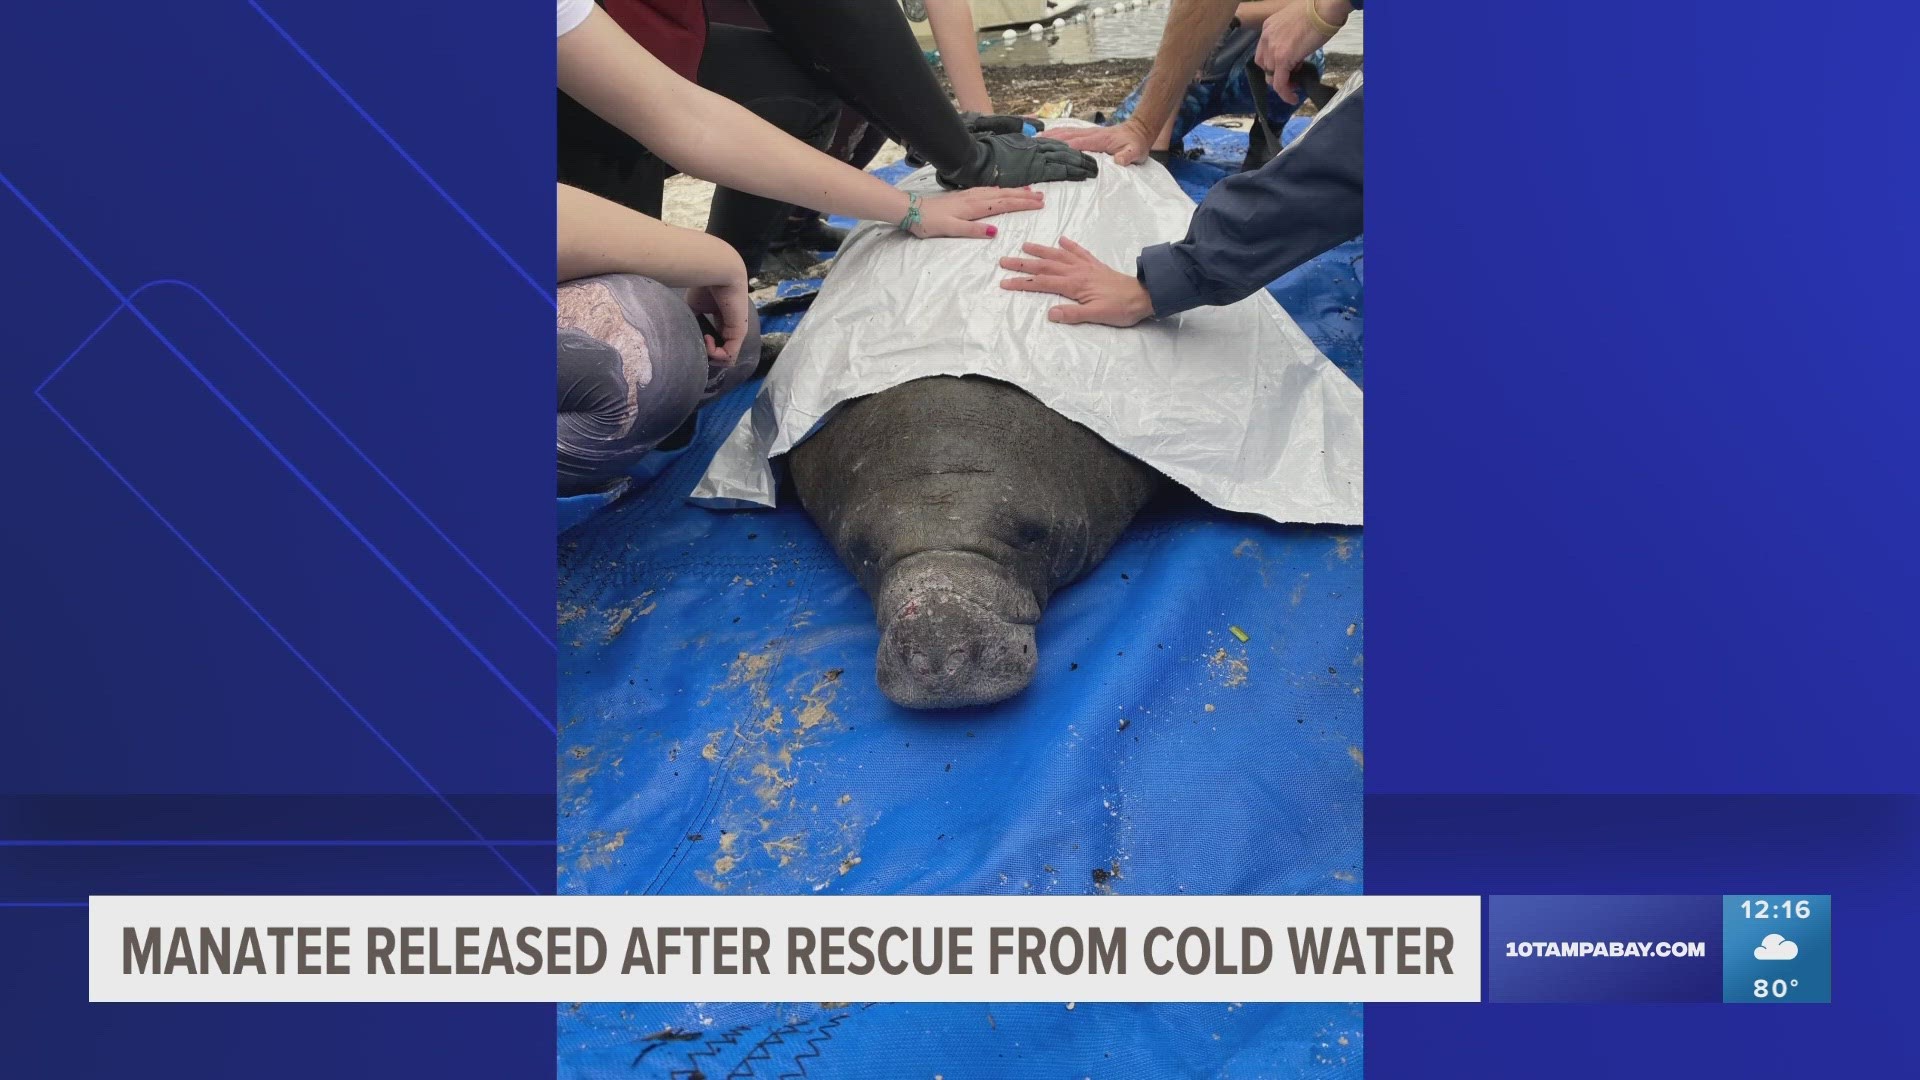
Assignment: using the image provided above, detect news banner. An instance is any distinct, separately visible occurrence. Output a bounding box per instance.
[89,893,1830,1005]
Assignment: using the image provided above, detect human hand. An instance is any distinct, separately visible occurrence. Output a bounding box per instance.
[1256,0,1349,104]
[960,111,1044,137]
[911,185,1047,239]
[1045,119,1154,167]
[998,237,1156,327]
[935,133,1097,188]
[684,274,750,364]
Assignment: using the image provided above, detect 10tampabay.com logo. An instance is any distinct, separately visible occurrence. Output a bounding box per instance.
[1488,894,1830,1003]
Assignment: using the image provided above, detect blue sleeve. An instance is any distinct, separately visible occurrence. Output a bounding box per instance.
[1136,84,1364,318]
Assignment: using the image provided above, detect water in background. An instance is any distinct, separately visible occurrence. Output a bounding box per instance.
[962,3,1171,68]
[935,3,1363,69]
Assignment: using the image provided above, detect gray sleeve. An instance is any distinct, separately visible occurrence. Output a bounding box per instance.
[1137,85,1364,318]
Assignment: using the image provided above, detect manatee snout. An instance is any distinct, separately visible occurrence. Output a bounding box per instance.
[787,375,1162,710]
[874,552,1041,709]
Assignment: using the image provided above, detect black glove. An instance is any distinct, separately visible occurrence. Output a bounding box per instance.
[935,132,1097,189]
[959,111,1045,137]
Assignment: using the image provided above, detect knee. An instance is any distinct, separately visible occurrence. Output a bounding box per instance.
[556,275,706,494]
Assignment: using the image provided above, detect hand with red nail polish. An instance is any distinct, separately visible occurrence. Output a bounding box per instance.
[907,185,1044,240]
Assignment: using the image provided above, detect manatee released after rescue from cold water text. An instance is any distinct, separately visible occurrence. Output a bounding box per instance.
[788,375,1159,709]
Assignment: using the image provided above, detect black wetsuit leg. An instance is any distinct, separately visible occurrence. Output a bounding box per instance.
[696,23,841,273]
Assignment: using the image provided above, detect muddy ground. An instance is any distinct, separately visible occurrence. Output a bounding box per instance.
[951,53,1357,121]
[959,3,1360,114]
[959,57,1155,118]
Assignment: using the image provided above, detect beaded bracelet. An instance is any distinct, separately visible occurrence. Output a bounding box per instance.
[897,191,923,234]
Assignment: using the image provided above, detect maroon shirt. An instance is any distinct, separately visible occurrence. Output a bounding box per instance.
[602,0,707,81]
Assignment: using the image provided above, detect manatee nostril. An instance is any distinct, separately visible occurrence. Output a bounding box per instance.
[869,559,1051,707]
[906,647,934,680]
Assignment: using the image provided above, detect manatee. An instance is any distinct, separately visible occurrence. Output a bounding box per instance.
[788,375,1160,709]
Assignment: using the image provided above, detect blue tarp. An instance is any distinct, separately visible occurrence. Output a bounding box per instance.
[557,119,1364,1078]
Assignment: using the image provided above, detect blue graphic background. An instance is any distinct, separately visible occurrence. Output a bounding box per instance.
[1487,894,1721,1003]
[1722,894,1831,1003]
[1361,0,1917,1066]
[1,1,1915,1076]
[1,3,553,1075]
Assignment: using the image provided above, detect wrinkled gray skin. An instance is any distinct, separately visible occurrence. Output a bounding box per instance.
[789,376,1159,709]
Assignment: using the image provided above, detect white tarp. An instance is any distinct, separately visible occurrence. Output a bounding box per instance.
[690,121,1363,525]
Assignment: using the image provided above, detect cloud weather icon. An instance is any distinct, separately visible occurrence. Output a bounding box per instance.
[1754,934,1799,961]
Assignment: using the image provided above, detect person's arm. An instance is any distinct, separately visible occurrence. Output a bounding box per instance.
[747,0,1094,187]
[1254,0,1353,104]
[1136,82,1363,316]
[557,183,740,287]
[998,83,1363,325]
[925,0,992,114]
[558,183,750,361]
[558,6,1040,234]
[560,7,906,224]
[748,0,972,171]
[1048,0,1241,165]
[1233,1,1290,27]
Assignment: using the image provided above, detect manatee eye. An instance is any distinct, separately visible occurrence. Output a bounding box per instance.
[1013,521,1050,547]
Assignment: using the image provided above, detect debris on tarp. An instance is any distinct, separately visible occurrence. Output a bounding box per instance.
[557,121,1364,1080]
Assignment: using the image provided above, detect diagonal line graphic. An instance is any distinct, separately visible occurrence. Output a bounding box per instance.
[248,0,553,308]
[147,281,555,650]
[3,169,546,894]
[60,272,556,730]
[34,292,129,395]
[16,265,556,733]
[42,283,555,652]
[29,392,540,895]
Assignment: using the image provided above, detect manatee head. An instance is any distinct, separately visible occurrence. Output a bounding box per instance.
[873,551,1042,709]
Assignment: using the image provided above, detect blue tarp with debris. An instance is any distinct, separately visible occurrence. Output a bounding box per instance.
[557,118,1364,1078]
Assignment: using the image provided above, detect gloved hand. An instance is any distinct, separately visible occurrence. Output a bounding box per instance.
[936,132,1097,189]
[960,111,1045,137]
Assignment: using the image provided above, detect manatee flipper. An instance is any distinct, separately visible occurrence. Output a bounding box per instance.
[788,376,1159,709]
